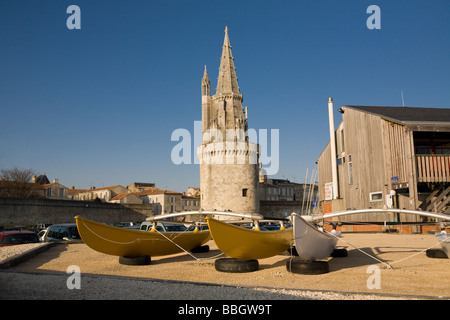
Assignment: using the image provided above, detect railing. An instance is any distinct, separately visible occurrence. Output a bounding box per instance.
[416,155,450,183]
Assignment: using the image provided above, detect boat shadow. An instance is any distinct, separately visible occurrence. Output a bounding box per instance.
[327,246,388,272]
[256,245,426,273]
[327,245,428,272]
[258,259,287,270]
[150,248,224,265]
[154,244,428,271]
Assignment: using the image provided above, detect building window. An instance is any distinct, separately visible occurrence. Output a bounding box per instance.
[47,188,52,197]
[370,192,383,202]
[242,188,248,197]
[348,155,353,184]
[59,188,65,197]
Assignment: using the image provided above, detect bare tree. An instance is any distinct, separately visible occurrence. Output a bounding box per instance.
[0,167,43,198]
[0,167,36,183]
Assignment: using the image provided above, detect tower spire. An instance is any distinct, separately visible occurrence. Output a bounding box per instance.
[202,65,210,96]
[216,26,240,94]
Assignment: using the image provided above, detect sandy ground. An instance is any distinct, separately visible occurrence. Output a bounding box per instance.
[1,232,449,299]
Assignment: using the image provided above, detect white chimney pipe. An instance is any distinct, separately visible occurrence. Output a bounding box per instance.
[328,97,338,199]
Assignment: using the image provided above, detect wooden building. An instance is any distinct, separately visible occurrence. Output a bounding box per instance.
[318,104,450,226]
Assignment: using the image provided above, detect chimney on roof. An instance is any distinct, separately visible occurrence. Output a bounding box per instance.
[32,176,36,183]
[328,97,339,200]
[53,179,59,184]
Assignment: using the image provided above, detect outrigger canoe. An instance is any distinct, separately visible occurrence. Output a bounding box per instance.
[75,216,210,257]
[300,208,450,260]
[206,217,293,260]
[292,214,339,261]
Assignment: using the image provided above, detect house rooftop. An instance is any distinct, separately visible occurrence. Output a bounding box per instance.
[68,185,126,194]
[137,189,182,196]
[343,105,450,124]
[111,193,138,201]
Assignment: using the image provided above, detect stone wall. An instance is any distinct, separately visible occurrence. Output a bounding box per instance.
[200,162,260,214]
[260,200,301,219]
[0,198,153,228]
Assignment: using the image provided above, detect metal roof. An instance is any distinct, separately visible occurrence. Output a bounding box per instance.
[342,105,450,125]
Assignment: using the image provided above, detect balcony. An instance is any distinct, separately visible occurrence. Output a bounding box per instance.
[416,155,450,183]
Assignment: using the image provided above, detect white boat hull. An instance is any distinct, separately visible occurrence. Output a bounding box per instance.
[436,231,450,258]
[292,214,339,261]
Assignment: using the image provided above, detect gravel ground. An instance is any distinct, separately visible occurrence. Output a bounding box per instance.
[1,233,449,300]
[0,243,48,261]
[0,243,390,300]
[0,270,398,300]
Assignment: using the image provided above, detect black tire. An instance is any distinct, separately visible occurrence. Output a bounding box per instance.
[426,248,448,259]
[330,248,348,258]
[190,245,210,253]
[215,258,259,273]
[119,255,151,265]
[286,258,329,275]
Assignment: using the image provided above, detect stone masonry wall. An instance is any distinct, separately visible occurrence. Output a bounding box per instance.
[200,163,260,214]
[0,198,153,228]
[260,201,301,219]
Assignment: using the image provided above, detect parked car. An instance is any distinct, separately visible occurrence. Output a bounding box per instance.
[37,229,48,242]
[34,223,52,231]
[113,222,141,230]
[140,221,187,232]
[0,231,40,247]
[187,224,209,232]
[43,224,82,243]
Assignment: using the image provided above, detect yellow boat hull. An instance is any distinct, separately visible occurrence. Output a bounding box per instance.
[75,216,211,257]
[206,217,293,260]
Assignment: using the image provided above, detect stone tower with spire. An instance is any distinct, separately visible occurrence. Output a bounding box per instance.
[198,27,260,215]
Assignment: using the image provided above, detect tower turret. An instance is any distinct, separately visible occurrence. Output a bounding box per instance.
[201,65,211,134]
[202,65,210,96]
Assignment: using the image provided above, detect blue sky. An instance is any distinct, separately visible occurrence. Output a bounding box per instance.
[0,0,449,192]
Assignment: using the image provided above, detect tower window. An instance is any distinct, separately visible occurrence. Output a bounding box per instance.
[242,188,248,197]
